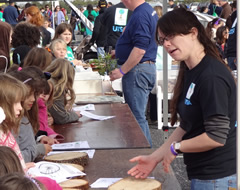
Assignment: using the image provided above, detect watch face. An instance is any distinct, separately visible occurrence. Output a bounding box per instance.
[175,143,181,150]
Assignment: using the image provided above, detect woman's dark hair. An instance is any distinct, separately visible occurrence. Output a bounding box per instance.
[11,22,41,48]
[155,8,223,125]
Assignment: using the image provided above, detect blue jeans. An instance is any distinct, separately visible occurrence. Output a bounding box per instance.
[122,63,156,146]
[191,174,236,190]
[227,57,237,70]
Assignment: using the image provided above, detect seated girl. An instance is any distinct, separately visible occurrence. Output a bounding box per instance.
[0,73,28,170]
[52,23,83,66]
[9,68,53,162]
[45,58,81,124]
[38,80,64,140]
[49,39,67,59]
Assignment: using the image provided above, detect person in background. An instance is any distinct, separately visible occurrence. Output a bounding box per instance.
[205,17,224,41]
[168,0,177,9]
[0,7,5,21]
[43,16,55,40]
[107,2,113,8]
[45,58,82,125]
[218,0,232,19]
[128,8,236,190]
[17,2,31,22]
[207,0,222,16]
[215,25,229,60]
[83,4,98,21]
[0,21,12,72]
[110,0,158,146]
[226,1,237,70]
[61,7,68,22]
[25,6,51,47]
[51,5,65,28]
[3,0,18,27]
[44,4,52,19]
[100,2,132,53]
[90,1,107,58]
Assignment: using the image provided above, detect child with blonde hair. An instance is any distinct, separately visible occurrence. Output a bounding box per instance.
[45,58,81,124]
[49,39,67,59]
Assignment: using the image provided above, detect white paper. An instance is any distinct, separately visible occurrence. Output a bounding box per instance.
[91,178,122,188]
[27,161,86,183]
[80,110,115,121]
[73,104,95,112]
[51,141,90,150]
[47,149,95,159]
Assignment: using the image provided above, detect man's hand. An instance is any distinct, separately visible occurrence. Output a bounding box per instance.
[109,68,123,81]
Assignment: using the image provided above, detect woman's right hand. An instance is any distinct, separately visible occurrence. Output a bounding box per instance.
[127,155,158,179]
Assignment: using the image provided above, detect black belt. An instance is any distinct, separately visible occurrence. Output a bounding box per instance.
[139,61,155,64]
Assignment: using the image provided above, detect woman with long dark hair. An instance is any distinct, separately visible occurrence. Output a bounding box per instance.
[128,8,236,189]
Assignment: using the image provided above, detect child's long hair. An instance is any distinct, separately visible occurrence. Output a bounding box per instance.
[52,23,72,45]
[9,66,48,134]
[45,58,76,109]
[0,74,28,134]
[23,47,52,70]
[0,146,24,176]
[0,173,46,190]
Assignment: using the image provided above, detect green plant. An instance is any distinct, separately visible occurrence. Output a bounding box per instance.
[90,53,117,76]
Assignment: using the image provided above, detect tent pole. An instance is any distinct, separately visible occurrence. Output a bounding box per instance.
[237,1,240,189]
[162,0,169,142]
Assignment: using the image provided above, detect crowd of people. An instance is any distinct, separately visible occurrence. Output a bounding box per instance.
[0,0,237,189]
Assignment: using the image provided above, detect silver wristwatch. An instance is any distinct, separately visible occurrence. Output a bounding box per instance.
[174,142,182,154]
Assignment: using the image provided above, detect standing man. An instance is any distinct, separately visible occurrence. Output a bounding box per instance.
[218,0,232,19]
[3,0,18,27]
[110,0,158,146]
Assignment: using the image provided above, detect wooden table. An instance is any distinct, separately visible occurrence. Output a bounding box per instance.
[84,149,181,190]
[53,103,150,149]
